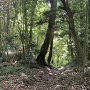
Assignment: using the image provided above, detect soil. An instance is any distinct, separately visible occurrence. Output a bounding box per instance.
[1,65,90,90]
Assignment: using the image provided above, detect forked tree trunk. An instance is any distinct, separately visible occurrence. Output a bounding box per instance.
[47,34,53,65]
[36,0,57,66]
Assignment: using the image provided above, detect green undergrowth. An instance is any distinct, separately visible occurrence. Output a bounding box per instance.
[0,61,30,76]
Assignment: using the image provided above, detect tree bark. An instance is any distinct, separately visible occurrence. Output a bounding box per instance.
[61,0,85,65]
[36,0,57,66]
[0,7,2,57]
[88,0,90,60]
[29,0,38,44]
[22,0,29,57]
[47,34,53,65]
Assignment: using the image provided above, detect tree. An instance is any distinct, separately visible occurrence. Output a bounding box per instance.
[29,0,38,44]
[87,0,90,60]
[36,0,57,66]
[0,27,1,57]
[0,0,89,67]
[22,0,29,57]
[60,0,85,66]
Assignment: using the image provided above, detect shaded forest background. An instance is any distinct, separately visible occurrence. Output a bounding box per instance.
[0,0,90,90]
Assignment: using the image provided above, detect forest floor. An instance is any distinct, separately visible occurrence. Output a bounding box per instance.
[0,60,90,90]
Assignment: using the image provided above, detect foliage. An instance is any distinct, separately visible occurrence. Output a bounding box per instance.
[0,83,2,90]
[0,62,29,75]
[0,0,89,67]
[0,0,90,89]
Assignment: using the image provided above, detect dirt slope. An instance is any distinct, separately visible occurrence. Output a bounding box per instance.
[1,66,90,90]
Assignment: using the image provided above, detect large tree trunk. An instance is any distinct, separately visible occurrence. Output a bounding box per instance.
[61,0,85,65]
[36,0,57,66]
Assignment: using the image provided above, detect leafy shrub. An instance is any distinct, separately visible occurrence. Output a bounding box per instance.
[0,65,17,75]
[0,76,4,81]
[0,62,10,67]
[0,83,2,90]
